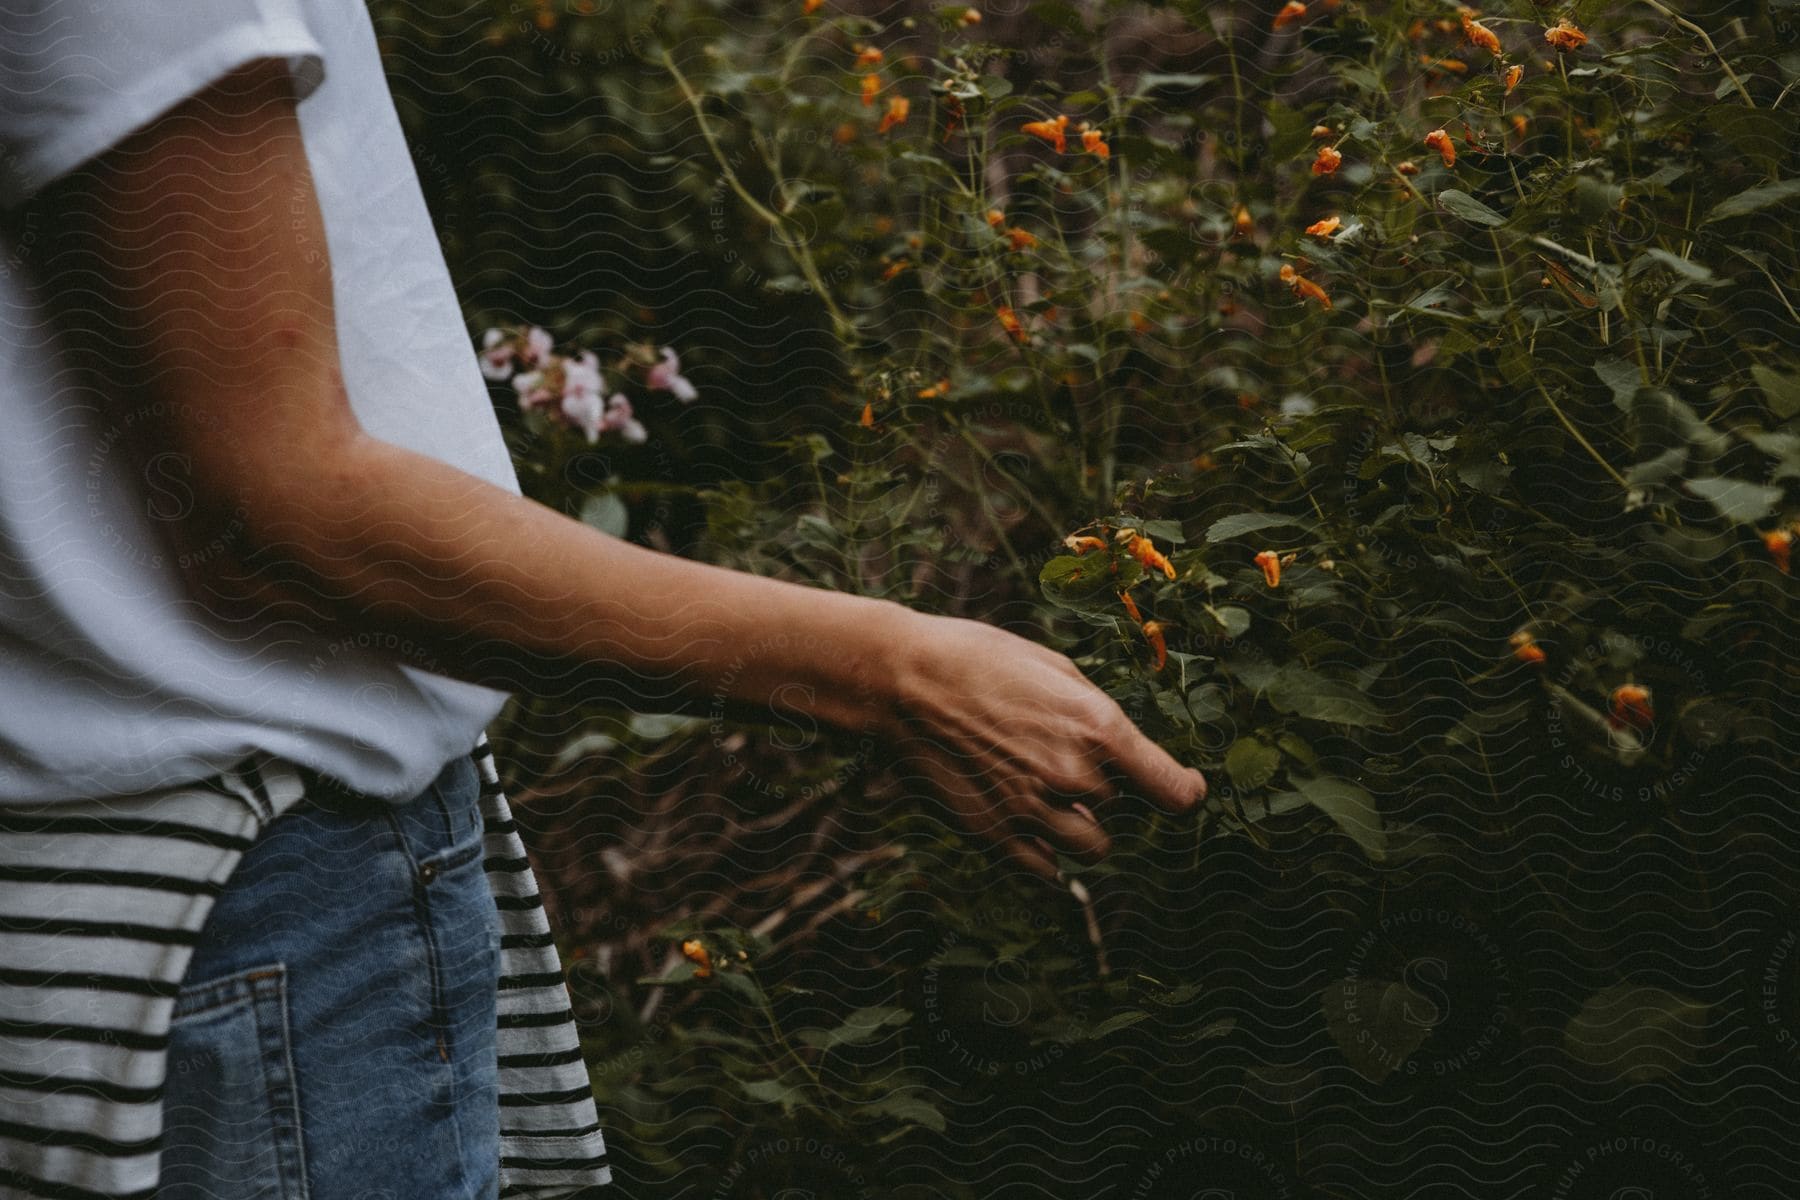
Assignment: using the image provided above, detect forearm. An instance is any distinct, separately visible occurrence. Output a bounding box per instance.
[226,432,915,735]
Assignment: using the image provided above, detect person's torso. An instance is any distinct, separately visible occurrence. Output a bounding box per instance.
[0,0,520,804]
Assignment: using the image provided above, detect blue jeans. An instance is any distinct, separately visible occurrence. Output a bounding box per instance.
[158,751,503,1200]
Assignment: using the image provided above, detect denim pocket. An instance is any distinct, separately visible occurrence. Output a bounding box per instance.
[161,962,309,1200]
[415,752,485,878]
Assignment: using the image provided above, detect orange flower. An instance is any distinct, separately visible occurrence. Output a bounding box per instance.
[1130,310,1153,334]
[1419,54,1469,73]
[1064,534,1110,554]
[1424,127,1456,167]
[1081,127,1111,158]
[1305,214,1342,238]
[985,208,1006,227]
[1509,113,1528,139]
[880,257,910,280]
[681,939,713,978]
[1234,204,1254,237]
[1406,17,1426,40]
[1544,19,1587,51]
[1253,549,1281,587]
[858,401,875,427]
[1119,590,1143,623]
[1396,159,1421,176]
[1127,534,1177,580]
[804,0,823,12]
[861,72,880,105]
[1140,620,1168,671]
[1022,114,1070,152]
[878,95,909,134]
[854,43,884,67]
[917,377,951,400]
[1504,63,1523,93]
[960,6,982,24]
[996,304,1028,343]
[1272,0,1308,30]
[1278,263,1331,309]
[833,121,859,144]
[942,93,966,142]
[1459,7,1502,54]
[1005,225,1037,251]
[1608,684,1653,733]
[1312,145,1342,175]
[1509,628,1546,664]
[1764,527,1794,573]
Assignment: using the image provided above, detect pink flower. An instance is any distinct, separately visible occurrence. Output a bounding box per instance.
[603,394,647,443]
[479,327,515,381]
[646,345,698,402]
[562,389,606,442]
[560,352,607,441]
[512,368,556,412]
[521,325,554,368]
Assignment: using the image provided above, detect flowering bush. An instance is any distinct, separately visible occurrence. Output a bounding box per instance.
[386,0,1799,1192]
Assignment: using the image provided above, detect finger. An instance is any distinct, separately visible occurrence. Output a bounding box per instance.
[1104,720,1207,815]
[1001,832,1062,885]
[1019,797,1111,864]
[1037,759,1120,811]
[912,746,1012,841]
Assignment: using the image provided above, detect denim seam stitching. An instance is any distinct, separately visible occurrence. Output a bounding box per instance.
[254,964,311,1200]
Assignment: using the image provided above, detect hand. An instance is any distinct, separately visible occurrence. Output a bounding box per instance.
[883,611,1207,884]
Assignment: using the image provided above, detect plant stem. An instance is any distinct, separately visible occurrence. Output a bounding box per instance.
[1637,0,1755,108]
[661,47,861,346]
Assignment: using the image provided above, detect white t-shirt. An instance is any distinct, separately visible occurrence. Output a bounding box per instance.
[0,0,520,803]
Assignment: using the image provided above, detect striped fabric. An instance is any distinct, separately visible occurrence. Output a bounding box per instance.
[0,732,612,1198]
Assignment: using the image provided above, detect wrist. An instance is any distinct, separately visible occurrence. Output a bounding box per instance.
[850,600,939,744]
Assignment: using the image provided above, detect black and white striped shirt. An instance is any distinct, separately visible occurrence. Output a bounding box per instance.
[0,733,612,1198]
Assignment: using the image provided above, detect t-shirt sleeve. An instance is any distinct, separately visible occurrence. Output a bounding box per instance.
[0,0,327,208]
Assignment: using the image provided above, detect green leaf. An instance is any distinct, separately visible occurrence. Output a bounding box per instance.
[1752,364,1800,420]
[1271,775,1386,860]
[1131,72,1220,96]
[738,1076,807,1114]
[1701,176,1800,223]
[1626,247,1720,286]
[860,1092,947,1132]
[1275,732,1318,767]
[1593,357,1642,410]
[1685,476,1783,524]
[1564,984,1709,1084]
[1039,553,1143,611]
[1085,1010,1152,1040]
[1139,518,1186,543]
[1204,512,1314,543]
[1185,684,1228,724]
[1321,977,1435,1083]
[1155,688,1195,729]
[1204,604,1252,637]
[1225,737,1281,792]
[578,491,630,538]
[1436,188,1506,227]
[795,1005,912,1050]
[1264,666,1387,728]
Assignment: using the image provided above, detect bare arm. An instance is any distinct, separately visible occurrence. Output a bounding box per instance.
[37,59,1204,882]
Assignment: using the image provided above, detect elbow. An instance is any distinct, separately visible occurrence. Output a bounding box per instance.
[163,429,385,623]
